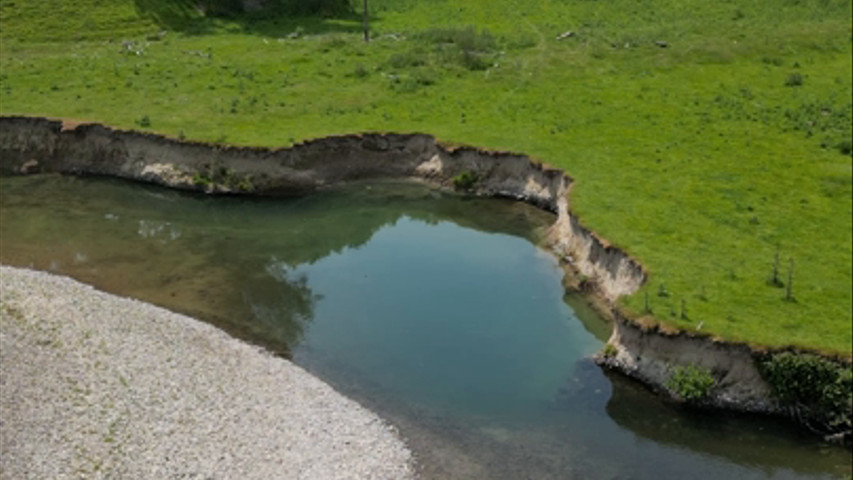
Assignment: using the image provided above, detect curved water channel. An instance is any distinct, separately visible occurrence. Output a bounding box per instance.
[0,174,849,479]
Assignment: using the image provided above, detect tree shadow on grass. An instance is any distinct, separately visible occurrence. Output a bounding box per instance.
[132,0,368,37]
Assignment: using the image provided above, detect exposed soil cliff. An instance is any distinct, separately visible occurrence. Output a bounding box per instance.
[601,312,777,412]
[0,116,644,302]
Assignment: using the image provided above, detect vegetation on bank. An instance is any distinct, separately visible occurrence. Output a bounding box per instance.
[0,0,851,354]
[666,364,716,402]
[759,352,852,437]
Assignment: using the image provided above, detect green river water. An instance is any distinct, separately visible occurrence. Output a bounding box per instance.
[0,174,849,479]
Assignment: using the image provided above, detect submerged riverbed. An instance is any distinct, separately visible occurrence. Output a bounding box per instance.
[1,174,849,479]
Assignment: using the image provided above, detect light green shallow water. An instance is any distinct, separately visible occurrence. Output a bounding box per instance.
[1,174,849,479]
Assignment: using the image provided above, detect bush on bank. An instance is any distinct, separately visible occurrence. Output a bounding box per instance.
[758,352,852,439]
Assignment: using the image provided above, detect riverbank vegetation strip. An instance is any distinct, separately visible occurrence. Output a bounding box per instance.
[0,0,850,354]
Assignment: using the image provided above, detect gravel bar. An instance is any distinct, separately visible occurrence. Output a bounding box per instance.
[0,265,414,479]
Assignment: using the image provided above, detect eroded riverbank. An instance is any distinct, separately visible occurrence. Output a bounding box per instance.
[0,115,849,444]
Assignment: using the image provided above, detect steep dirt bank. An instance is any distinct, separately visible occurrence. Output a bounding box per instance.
[0,115,847,440]
[0,116,644,302]
[601,312,777,412]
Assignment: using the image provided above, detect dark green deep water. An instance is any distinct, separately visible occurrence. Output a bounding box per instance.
[1,174,849,479]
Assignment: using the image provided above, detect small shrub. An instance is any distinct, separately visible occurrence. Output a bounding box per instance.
[193,172,212,187]
[137,115,151,127]
[452,170,478,190]
[666,364,715,401]
[785,73,803,87]
[657,283,670,297]
[236,175,254,192]
[601,343,618,358]
[836,139,852,156]
[758,353,851,434]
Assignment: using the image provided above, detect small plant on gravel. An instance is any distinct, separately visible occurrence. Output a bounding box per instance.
[666,364,715,401]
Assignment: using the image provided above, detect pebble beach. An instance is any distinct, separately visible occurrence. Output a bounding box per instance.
[0,265,414,479]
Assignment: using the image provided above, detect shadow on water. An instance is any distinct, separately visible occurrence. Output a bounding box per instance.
[605,371,851,478]
[132,0,367,37]
[564,291,613,343]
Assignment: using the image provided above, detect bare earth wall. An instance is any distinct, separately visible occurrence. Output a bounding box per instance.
[0,115,844,437]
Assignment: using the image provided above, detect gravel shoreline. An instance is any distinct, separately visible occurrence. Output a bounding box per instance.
[0,265,414,479]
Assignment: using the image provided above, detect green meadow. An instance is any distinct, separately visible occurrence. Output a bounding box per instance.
[1,0,851,354]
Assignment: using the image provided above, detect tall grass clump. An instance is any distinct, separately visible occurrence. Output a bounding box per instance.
[415,26,498,71]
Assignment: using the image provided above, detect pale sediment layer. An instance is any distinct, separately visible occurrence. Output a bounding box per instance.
[0,265,414,480]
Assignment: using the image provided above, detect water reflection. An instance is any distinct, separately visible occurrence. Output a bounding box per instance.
[1,173,849,479]
[0,174,553,358]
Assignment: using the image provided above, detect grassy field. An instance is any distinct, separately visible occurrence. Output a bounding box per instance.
[1,0,851,354]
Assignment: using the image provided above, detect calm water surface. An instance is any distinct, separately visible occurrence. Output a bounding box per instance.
[1,174,849,479]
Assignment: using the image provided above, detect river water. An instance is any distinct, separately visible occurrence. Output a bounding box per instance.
[0,174,849,479]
